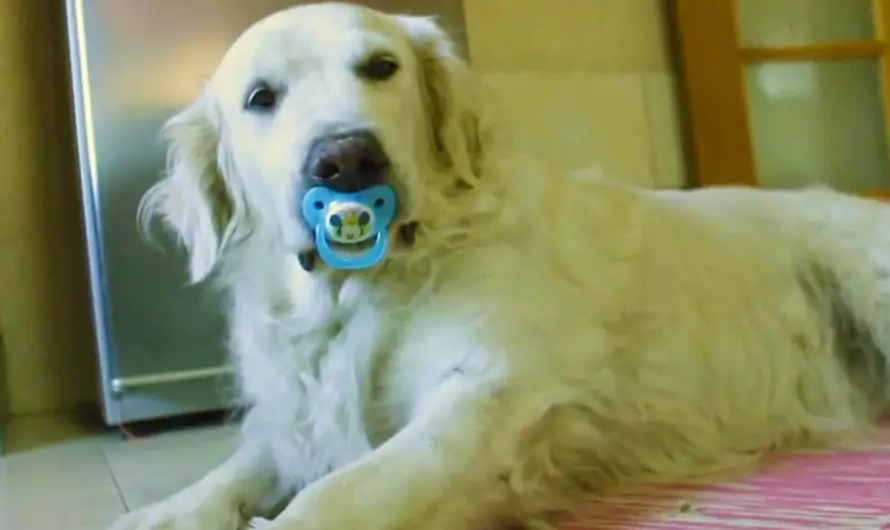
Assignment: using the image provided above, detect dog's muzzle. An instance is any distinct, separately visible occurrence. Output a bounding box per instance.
[296,129,418,272]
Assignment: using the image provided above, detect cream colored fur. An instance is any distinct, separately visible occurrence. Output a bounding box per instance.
[111,3,890,530]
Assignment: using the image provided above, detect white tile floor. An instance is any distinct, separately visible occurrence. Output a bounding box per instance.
[0,414,239,530]
[5,414,890,530]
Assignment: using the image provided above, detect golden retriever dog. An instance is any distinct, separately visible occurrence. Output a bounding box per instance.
[112,2,890,529]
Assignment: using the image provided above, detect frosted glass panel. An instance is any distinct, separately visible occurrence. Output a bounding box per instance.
[745,60,889,191]
[737,0,874,46]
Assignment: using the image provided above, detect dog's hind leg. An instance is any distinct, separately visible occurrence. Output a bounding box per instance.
[860,256,890,410]
[843,211,890,412]
[798,193,890,415]
[808,243,890,418]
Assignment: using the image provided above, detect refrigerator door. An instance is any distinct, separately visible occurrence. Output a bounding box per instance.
[63,0,468,425]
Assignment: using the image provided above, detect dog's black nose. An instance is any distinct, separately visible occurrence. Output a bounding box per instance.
[304,130,389,192]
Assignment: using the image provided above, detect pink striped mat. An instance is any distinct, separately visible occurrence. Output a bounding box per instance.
[565,427,890,530]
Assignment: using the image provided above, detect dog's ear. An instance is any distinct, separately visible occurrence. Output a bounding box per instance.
[397,16,484,185]
[139,91,239,283]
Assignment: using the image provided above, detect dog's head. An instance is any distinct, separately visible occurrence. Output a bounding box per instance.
[141,3,486,282]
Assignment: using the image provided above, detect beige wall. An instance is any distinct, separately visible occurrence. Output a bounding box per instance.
[0,0,688,418]
[0,1,98,417]
[465,0,688,189]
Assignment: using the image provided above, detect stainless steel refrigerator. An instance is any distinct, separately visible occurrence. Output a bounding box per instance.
[63,0,468,425]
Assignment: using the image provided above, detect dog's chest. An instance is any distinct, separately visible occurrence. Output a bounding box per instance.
[238,288,403,484]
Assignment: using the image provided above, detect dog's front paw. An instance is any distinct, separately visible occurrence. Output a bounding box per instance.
[247,517,273,529]
[107,492,245,530]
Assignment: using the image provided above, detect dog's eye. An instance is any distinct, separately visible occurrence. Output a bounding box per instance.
[244,83,278,111]
[358,56,400,81]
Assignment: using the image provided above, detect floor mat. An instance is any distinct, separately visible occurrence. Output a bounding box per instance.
[565,427,890,530]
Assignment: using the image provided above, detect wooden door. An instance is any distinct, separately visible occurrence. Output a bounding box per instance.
[670,0,890,199]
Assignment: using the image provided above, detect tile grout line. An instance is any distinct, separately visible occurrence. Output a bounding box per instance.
[97,436,132,512]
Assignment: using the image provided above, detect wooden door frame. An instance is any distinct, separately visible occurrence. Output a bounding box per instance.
[667,0,890,199]
[667,1,755,188]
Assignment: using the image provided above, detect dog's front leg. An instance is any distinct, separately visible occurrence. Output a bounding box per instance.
[257,374,514,530]
[109,440,279,530]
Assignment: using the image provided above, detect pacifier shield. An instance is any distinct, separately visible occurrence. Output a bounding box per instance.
[300,185,397,270]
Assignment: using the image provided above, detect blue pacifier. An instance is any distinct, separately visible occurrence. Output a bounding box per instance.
[301,184,397,270]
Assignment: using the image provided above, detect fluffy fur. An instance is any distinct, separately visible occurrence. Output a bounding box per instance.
[112,3,890,530]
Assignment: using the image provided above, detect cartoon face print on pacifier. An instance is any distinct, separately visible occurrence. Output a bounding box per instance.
[326,205,374,244]
[300,185,397,270]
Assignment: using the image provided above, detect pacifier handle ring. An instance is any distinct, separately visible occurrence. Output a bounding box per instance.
[314,225,390,270]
